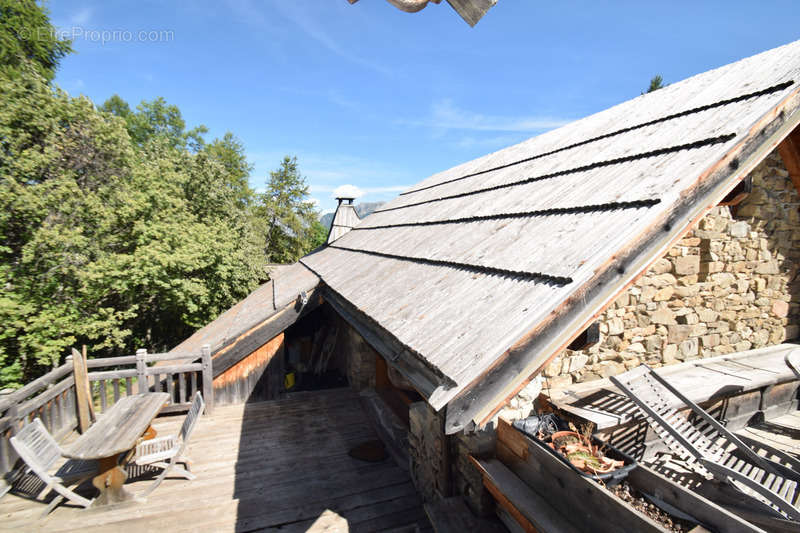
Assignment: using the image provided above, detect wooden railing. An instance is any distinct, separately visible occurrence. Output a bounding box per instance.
[0,346,212,488]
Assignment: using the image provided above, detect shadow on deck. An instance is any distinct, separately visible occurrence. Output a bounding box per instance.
[0,388,429,532]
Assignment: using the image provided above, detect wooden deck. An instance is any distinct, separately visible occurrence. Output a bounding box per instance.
[0,388,431,532]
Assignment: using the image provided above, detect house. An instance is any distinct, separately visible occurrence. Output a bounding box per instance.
[172,39,800,508]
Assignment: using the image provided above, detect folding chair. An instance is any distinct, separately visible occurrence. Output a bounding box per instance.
[611,365,800,521]
[10,419,98,517]
[132,391,204,498]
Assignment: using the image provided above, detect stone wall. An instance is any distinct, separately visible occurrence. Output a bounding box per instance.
[334,313,377,391]
[408,401,450,502]
[539,149,800,390]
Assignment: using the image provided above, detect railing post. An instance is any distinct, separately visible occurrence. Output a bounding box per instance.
[201,345,213,414]
[136,349,148,394]
[7,404,18,439]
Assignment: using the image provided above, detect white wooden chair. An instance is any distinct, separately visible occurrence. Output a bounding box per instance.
[133,391,204,498]
[10,418,98,517]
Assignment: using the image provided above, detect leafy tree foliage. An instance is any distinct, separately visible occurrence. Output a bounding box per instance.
[0,0,72,82]
[0,69,272,385]
[0,4,326,388]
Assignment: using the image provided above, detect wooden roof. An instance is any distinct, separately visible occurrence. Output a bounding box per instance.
[171,262,320,362]
[301,40,800,433]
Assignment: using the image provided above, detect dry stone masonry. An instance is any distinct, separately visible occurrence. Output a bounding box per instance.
[539,149,800,390]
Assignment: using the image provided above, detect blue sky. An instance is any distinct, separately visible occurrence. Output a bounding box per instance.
[49,1,800,214]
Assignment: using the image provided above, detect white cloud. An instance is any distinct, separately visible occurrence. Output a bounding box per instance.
[331,184,364,199]
[402,99,570,133]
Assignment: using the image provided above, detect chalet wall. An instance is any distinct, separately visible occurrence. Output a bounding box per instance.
[213,333,285,405]
[535,149,800,392]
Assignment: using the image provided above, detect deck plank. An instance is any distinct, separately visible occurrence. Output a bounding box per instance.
[0,388,429,532]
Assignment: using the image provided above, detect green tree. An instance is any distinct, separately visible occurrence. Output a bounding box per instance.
[204,132,255,209]
[0,67,266,386]
[645,75,665,93]
[258,157,320,263]
[0,0,72,82]
[101,94,208,151]
[309,219,328,250]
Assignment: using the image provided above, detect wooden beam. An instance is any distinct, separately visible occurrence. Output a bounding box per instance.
[777,126,800,195]
[471,456,579,533]
[495,419,663,533]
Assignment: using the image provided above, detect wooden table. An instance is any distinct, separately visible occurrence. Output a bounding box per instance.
[63,393,169,506]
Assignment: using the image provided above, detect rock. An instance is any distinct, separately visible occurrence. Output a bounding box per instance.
[734,341,752,352]
[644,335,662,352]
[772,300,789,317]
[752,329,770,346]
[674,285,700,298]
[667,325,692,343]
[627,342,646,353]
[596,361,627,378]
[710,272,736,288]
[543,357,562,378]
[649,273,677,287]
[649,258,673,274]
[653,287,674,301]
[567,354,589,373]
[640,286,657,302]
[542,374,573,390]
[700,261,725,273]
[701,334,720,348]
[607,317,625,336]
[676,313,699,325]
[679,338,699,358]
[755,261,779,275]
[614,293,629,308]
[650,308,676,325]
[729,221,750,238]
[697,308,719,322]
[674,256,700,275]
[689,324,708,337]
[662,344,678,363]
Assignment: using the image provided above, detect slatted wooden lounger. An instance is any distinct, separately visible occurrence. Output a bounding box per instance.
[610,364,800,522]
